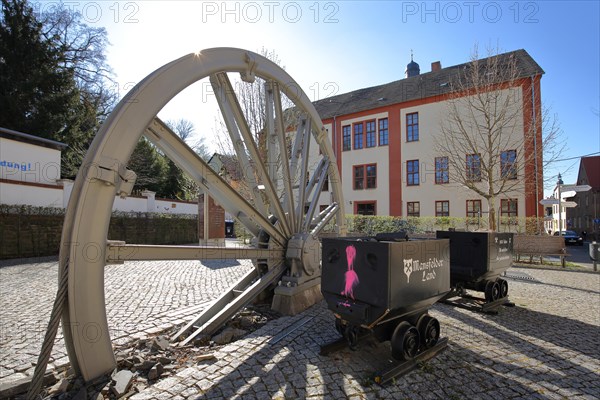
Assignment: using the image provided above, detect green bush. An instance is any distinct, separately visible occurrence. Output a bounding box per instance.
[233,222,253,243]
[336,214,542,236]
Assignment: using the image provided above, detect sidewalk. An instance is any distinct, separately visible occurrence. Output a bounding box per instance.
[566,241,598,270]
[515,242,598,271]
[1,258,599,399]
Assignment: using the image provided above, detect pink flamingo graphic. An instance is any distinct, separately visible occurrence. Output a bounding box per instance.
[341,245,359,299]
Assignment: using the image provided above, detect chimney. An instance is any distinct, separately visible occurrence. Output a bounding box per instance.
[431,61,442,72]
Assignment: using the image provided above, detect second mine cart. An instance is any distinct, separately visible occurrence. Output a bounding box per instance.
[321,235,450,361]
[436,230,514,303]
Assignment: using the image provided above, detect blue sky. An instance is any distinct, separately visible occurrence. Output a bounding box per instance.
[34,1,600,194]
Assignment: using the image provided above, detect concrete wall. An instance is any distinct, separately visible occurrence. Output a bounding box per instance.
[0,137,61,185]
[154,198,198,214]
[113,192,198,214]
[0,181,64,208]
[0,135,199,214]
[0,179,199,215]
[0,135,66,208]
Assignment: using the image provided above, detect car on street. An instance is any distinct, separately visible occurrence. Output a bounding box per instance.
[554,230,584,246]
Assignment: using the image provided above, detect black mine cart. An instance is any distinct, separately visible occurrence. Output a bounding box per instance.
[436,230,514,312]
[320,235,451,382]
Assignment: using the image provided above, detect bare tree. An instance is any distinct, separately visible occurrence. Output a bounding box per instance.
[40,4,117,118]
[540,111,567,190]
[211,48,307,208]
[159,118,213,200]
[165,117,211,160]
[167,118,194,142]
[213,48,293,154]
[434,46,563,231]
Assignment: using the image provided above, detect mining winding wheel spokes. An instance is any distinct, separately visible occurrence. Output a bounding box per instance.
[59,48,345,382]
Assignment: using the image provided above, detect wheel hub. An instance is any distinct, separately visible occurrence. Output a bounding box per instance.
[286,232,321,276]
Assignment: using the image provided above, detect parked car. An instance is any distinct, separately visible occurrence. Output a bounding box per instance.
[553,230,584,246]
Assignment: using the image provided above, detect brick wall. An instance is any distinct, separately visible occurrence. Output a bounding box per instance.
[0,211,198,260]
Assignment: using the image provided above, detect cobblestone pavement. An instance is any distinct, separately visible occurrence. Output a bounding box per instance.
[1,257,599,399]
[0,255,253,385]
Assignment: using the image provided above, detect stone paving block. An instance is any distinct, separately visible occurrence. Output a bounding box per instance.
[179,387,199,398]
[153,391,174,400]
[174,367,196,379]
[166,383,189,396]
[195,379,214,392]
[153,376,181,391]
[0,372,27,386]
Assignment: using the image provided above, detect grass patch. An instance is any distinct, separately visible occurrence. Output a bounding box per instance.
[418,361,435,373]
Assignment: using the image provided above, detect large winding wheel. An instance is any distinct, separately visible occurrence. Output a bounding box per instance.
[59,48,345,381]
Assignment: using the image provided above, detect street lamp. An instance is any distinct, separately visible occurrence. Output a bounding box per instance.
[557,173,564,236]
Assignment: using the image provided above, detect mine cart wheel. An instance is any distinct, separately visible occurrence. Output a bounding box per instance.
[484,281,493,302]
[417,315,440,350]
[57,48,346,382]
[485,280,501,302]
[345,325,361,350]
[499,279,509,299]
[335,318,346,336]
[391,322,420,361]
[491,281,501,301]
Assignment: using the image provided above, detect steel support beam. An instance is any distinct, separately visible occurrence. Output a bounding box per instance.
[106,243,284,262]
[178,261,287,345]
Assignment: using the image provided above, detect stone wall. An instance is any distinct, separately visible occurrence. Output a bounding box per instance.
[0,209,198,260]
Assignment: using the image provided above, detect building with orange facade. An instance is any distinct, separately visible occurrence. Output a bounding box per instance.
[313,49,544,222]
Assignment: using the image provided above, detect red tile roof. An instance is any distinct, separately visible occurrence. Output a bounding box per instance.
[579,156,600,189]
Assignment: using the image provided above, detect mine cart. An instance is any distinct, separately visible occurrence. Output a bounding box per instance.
[320,235,450,379]
[436,231,514,312]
